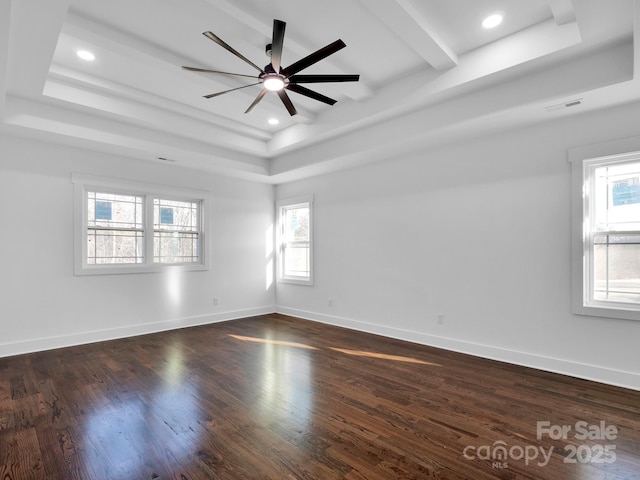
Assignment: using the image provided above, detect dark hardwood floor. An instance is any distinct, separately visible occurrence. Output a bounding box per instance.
[1,314,639,479]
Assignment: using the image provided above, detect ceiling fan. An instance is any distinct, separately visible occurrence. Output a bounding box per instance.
[182,19,360,116]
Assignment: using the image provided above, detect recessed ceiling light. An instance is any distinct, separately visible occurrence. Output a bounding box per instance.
[268,118,279,125]
[76,50,95,61]
[482,14,503,29]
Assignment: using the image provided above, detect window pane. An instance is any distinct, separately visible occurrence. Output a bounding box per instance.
[87,229,144,264]
[282,204,311,280]
[285,207,309,242]
[88,192,143,229]
[153,198,200,263]
[154,199,199,232]
[593,234,640,302]
[594,163,640,232]
[284,244,310,277]
[154,232,199,263]
[86,191,144,265]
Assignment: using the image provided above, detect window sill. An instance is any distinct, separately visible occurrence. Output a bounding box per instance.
[74,263,208,276]
[573,301,640,321]
[278,276,314,286]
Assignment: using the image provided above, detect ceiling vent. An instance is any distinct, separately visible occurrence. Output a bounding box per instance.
[545,98,583,112]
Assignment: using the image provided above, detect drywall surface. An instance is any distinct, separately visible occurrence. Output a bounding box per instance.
[276,102,640,390]
[0,135,275,355]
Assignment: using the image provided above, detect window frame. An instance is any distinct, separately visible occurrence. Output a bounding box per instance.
[276,196,314,286]
[73,174,209,275]
[570,146,640,321]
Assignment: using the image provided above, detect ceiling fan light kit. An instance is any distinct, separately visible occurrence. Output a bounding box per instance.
[263,75,285,91]
[182,19,360,116]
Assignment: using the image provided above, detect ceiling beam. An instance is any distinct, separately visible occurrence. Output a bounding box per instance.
[269,17,583,156]
[547,0,576,25]
[358,0,458,71]
[5,0,73,97]
[270,42,635,181]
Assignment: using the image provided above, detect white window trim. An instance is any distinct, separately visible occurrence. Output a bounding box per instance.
[276,195,314,286]
[72,173,210,275]
[569,136,640,321]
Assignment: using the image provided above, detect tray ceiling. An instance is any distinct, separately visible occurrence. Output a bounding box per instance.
[0,0,638,182]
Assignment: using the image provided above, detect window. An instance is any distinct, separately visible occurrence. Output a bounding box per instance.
[277,197,313,285]
[571,150,640,320]
[87,191,144,265]
[153,198,200,264]
[74,174,208,275]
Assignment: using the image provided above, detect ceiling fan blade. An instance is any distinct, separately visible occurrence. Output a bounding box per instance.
[286,84,337,105]
[277,90,298,116]
[245,89,268,113]
[288,74,359,83]
[281,39,346,78]
[271,19,286,72]
[203,82,261,99]
[182,66,259,79]
[203,31,264,73]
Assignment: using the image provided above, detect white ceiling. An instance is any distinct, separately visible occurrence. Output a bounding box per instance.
[0,0,638,183]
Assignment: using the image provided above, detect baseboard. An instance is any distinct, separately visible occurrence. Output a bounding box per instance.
[0,306,276,358]
[5,305,638,391]
[276,306,640,392]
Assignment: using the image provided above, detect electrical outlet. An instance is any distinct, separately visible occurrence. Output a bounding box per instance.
[213,297,219,305]
[327,298,333,307]
[437,314,444,325]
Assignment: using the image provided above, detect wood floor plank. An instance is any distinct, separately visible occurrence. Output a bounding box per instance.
[0,427,48,480]
[0,313,639,479]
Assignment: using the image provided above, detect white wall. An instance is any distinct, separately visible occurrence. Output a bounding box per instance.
[276,101,640,391]
[2,101,640,391]
[0,134,275,355]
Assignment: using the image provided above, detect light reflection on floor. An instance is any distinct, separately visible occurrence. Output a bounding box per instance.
[257,336,315,427]
[228,334,440,365]
[82,341,203,476]
[329,347,441,366]
[80,332,439,475]
[227,333,441,432]
[228,334,319,350]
